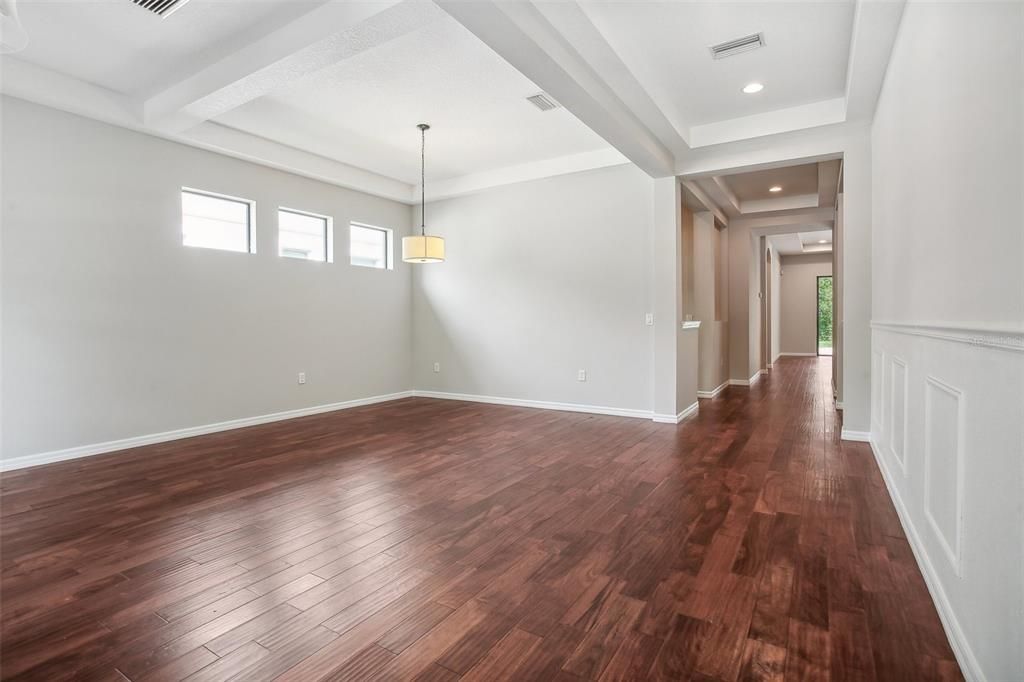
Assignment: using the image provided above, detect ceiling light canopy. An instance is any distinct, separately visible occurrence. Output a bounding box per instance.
[742,82,764,94]
[769,185,782,192]
[818,239,828,244]
[402,124,445,264]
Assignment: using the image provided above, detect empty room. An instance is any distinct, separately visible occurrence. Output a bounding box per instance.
[1,1,1021,680]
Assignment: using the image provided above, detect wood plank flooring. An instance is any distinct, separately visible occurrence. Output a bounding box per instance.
[0,357,961,681]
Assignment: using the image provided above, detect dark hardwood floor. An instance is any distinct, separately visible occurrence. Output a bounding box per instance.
[1,357,961,681]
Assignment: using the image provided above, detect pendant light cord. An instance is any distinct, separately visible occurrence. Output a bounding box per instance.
[420,124,426,236]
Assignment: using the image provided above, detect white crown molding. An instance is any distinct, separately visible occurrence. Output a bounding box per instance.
[740,193,819,215]
[868,438,984,681]
[0,60,629,206]
[0,60,415,203]
[697,381,729,399]
[871,321,1024,354]
[412,390,652,420]
[688,97,847,149]
[420,147,629,202]
[0,391,415,472]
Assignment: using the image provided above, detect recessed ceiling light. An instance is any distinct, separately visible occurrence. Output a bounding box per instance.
[742,82,764,94]
[769,186,782,192]
[818,240,828,244]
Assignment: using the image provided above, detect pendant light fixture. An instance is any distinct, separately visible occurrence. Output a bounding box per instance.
[402,123,446,263]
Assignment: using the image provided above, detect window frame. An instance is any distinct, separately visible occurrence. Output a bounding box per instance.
[181,187,256,254]
[277,206,334,263]
[349,222,394,271]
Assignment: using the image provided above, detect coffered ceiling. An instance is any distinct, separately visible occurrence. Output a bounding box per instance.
[0,0,905,203]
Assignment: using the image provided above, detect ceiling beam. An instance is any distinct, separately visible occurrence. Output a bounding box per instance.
[681,180,728,225]
[435,0,678,177]
[141,0,435,132]
[731,206,836,231]
[817,159,842,208]
[844,0,906,121]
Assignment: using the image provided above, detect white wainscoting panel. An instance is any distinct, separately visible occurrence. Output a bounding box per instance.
[870,322,1024,682]
[872,350,884,428]
[924,376,965,576]
[889,356,908,474]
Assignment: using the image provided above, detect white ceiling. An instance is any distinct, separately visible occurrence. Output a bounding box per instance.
[580,1,855,132]
[214,10,611,183]
[721,162,819,202]
[1,0,903,202]
[770,230,833,256]
[14,0,315,95]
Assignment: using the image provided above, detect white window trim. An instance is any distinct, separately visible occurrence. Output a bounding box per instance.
[278,206,334,263]
[350,222,394,271]
[181,187,257,254]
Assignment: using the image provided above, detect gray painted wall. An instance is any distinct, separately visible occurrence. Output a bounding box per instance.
[870,3,1024,680]
[779,253,832,355]
[1,97,414,461]
[412,164,655,413]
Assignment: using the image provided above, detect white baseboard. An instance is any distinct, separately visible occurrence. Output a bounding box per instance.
[411,390,652,421]
[652,401,699,424]
[868,439,984,681]
[777,352,818,357]
[729,370,763,387]
[1,391,415,472]
[697,381,729,399]
[839,428,871,442]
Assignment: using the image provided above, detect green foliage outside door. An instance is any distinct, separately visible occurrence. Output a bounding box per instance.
[817,276,833,355]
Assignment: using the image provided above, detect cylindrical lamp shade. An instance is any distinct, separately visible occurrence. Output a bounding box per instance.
[402,234,445,263]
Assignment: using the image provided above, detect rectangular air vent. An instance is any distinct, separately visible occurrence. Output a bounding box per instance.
[709,32,765,60]
[131,0,193,17]
[526,93,560,112]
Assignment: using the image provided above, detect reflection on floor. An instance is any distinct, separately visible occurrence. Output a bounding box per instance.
[0,357,960,680]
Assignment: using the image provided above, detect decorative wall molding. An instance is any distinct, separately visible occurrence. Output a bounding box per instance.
[924,375,966,577]
[1,391,416,472]
[869,438,984,682]
[697,381,729,399]
[872,321,1024,353]
[871,349,884,427]
[412,390,653,421]
[889,356,909,475]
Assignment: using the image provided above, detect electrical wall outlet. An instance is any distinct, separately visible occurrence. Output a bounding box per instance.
[298,372,306,385]
[577,369,587,382]
[433,362,441,373]
[645,313,654,326]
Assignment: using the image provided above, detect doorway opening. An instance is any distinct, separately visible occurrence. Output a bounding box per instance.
[817,275,833,356]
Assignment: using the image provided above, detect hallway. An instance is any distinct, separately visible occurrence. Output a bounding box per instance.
[0,358,960,680]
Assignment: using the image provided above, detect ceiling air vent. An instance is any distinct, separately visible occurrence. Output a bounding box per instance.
[130,0,193,17]
[526,93,560,112]
[709,32,765,60]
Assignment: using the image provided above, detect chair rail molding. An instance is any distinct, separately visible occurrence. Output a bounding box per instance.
[871,321,1024,353]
